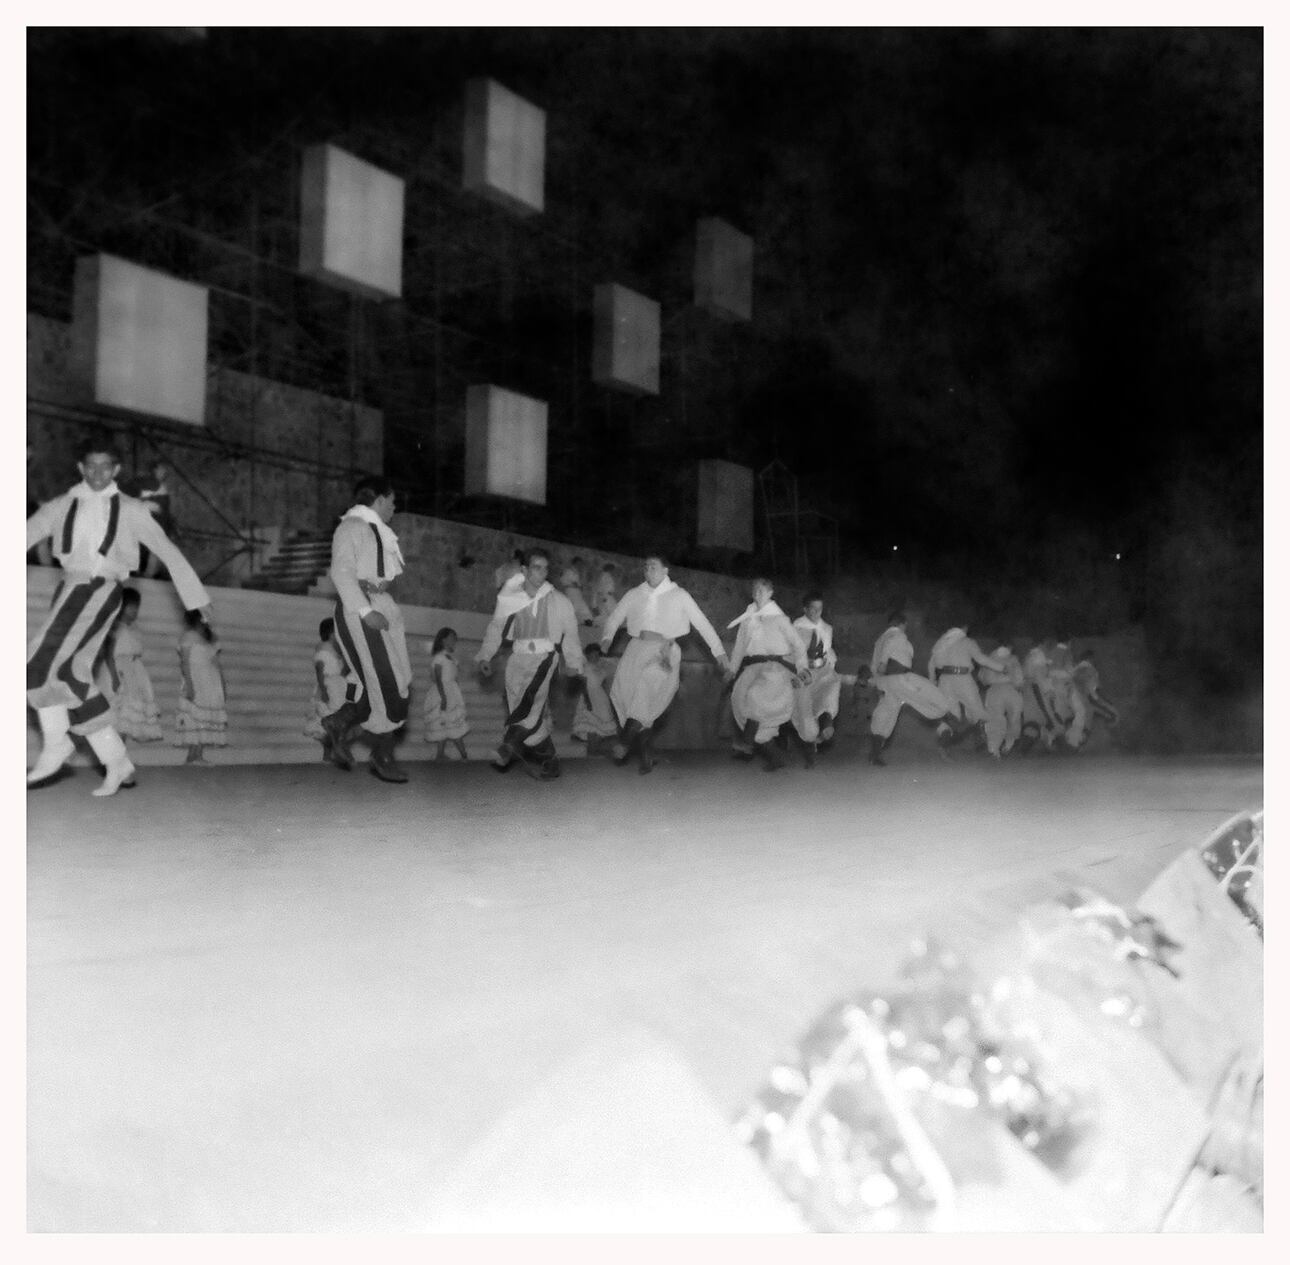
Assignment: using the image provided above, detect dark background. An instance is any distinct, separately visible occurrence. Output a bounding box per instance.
[27,27,1262,721]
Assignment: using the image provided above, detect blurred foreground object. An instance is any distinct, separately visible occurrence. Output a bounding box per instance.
[739,807,1264,1231]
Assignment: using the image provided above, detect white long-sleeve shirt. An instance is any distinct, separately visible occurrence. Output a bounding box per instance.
[1023,646,1052,687]
[329,509,405,615]
[730,603,808,674]
[1073,657,1102,698]
[600,581,727,660]
[793,615,837,669]
[978,650,1024,689]
[871,625,916,676]
[27,482,209,611]
[928,627,1005,675]
[477,581,586,673]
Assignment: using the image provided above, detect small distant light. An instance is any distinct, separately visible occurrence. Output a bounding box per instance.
[1114,552,1121,561]
[892,545,899,553]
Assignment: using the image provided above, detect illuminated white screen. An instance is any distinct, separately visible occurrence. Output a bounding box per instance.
[694,218,754,321]
[72,254,208,425]
[300,143,404,299]
[696,459,753,552]
[592,283,660,395]
[463,78,546,215]
[465,385,548,505]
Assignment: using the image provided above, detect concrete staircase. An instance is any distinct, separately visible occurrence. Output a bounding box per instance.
[239,531,333,596]
[25,566,587,770]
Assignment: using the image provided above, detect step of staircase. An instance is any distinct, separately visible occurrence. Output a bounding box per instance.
[26,567,586,770]
[239,533,334,596]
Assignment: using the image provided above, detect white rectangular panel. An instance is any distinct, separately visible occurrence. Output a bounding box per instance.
[463,79,546,215]
[592,283,660,395]
[465,384,548,505]
[694,218,753,321]
[300,143,404,299]
[71,253,208,425]
[696,459,753,552]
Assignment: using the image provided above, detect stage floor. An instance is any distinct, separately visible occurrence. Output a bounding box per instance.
[27,748,1263,1232]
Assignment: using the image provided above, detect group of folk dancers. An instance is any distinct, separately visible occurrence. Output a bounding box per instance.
[863,612,1118,768]
[461,557,1121,778]
[29,456,1120,795]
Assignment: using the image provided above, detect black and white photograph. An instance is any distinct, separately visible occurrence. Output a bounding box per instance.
[22,11,1268,1241]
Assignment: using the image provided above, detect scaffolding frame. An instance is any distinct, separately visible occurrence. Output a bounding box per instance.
[27,30,793,570]
[759,459,840,583]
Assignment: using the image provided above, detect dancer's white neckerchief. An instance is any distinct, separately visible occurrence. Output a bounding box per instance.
[796,614,832,654]
[68,480,121,578]
[494,572,554,621]
[641,576,677,626]
[728,597,787,629]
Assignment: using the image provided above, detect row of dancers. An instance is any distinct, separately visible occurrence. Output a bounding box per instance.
[436,548,1120,779]
[28,447,1118,795]
[96,569,1119,779]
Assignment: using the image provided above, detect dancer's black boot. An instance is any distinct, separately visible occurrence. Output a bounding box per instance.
[613,720,642,765]
[732,718,758,759]
[322,701,364,770]
[637,726,657,775]
[368,731,409,783]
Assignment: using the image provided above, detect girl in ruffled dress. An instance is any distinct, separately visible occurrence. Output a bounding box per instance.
[571,643,619,751]
[101,587,163,743]
[423,627,470,760]
[173,608,227,763]
[303,617,352,764]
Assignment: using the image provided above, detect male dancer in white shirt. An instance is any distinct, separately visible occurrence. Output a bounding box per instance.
[867,611,971,766]
[728,579,810,771]
[26,432,212,796]
[1072,648,1121,738]
[599,554,730,774]
[1047,634,1089,750]
[324,476,413,783]
[977,642,1026,758]
[477,547,585,780]
[926,623,1008,736]
[1020,638,1062,752]
[793,591,847,748]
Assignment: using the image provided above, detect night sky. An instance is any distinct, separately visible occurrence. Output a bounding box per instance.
[27,27,1263,681]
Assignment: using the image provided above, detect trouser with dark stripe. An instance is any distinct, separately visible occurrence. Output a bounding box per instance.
[869,672,954,739]
[332,592,411,735]
[27,575,123,735]
[502,650,559,752]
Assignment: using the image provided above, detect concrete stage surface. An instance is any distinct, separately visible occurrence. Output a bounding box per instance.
[27,749,1262,1232]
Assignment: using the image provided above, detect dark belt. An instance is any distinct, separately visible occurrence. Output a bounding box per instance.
[359,579,391,597]
[879,665,912,676]
[936,666,971,676]
[735,653,796,680]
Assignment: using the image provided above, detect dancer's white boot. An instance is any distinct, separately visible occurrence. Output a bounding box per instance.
[87,726,136,797]
[27,706,75,785]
